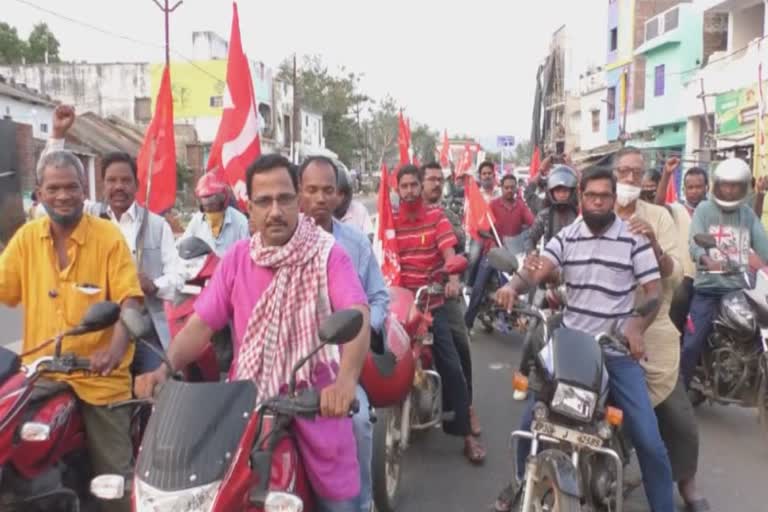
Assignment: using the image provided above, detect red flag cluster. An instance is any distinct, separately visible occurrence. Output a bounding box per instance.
[207,1,262,210]
[463,175,495,241]
[136,65,176,214]
[398,112,411,166]
[439,130,450,168]
[376,164,401,286]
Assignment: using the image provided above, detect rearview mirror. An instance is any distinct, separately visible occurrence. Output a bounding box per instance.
[487,247,519,274]
[443,255,468,275]
[178,236,213,260]
[693,233,717,250]
[66,302,121,336]
[634,298,660,317]
[120,308,155,341]
[319,310,363,346]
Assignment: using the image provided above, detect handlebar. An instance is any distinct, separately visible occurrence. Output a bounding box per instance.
[108,398,154,410]
[26,354,91,376]
[263,389,360,418]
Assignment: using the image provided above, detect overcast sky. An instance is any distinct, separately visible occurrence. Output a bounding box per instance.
[7,0,605,145]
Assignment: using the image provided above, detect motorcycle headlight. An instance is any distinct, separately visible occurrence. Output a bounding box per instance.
[551,383,597,421]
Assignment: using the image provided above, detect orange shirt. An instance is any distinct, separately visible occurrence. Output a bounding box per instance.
[0,214,142,405]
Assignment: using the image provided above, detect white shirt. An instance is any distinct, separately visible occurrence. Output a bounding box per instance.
[340,199,374,237]
[107,202,184,302]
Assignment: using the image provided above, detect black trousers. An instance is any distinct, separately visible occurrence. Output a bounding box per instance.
[655,377,699,482]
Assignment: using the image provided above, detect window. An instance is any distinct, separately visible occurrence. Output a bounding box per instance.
[210,96,223,107]
[607,87,616,120]
[654,64,665,96]
[645,17,659,41]
[591,110,600,132]
[40,123,48,134]
[609,28,618,51]
[664,7,679,32]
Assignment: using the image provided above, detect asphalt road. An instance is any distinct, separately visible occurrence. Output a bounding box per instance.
[390,327,768,511]
[0,305,21,347]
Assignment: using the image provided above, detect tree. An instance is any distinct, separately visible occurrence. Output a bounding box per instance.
[410,123,438,164]
[365,95,400,169]
[514,139,533,165]
[0,22,27,64]
[25,22,60,63]
[277,55,368,164]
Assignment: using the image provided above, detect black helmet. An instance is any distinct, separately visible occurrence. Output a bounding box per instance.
[546,165,578,206]
[334,168,353,220]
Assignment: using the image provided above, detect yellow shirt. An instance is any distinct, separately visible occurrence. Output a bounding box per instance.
[0,215,142,405]
[634,201,684,406]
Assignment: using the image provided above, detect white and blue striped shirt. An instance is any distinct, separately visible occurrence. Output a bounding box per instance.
[542,217,660,336]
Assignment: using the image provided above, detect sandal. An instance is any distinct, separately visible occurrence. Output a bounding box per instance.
[470,406,483,437]
[684,498,711,512]
[493,482,519,512]
[464,436,486,464]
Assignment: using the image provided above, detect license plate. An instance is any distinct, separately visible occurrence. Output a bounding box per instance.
[531,420,603,449]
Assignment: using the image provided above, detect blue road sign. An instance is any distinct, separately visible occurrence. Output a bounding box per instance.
[497,135,515,147]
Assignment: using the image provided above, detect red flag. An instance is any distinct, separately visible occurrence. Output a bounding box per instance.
[463,175,495,241]
[376,164,401,286]
[455,144,474,179]
[398,112,410,165]
[529,145,541,179]
[136,65,176,213]
[412,155,421,168]
[439,130,450,168]
[664,170,679,204]
[206,1,261,210]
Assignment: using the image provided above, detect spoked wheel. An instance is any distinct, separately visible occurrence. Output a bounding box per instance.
[372,407,404,512]
[517,451,581,512]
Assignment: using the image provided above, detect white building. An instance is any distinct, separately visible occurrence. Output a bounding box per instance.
[578,68,609,151]
[0,76,56,139]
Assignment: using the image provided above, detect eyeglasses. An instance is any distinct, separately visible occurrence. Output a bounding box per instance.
[613,167,645,180]
[582,191,615,202]
[250,193,298,210]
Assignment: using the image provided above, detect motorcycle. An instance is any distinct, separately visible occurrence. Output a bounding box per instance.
[91,309,364,512]
[488,248,654,512]
[165,236,227,381]
[688,234,768,435]
[369,255,468,512]
[0,302,122,511]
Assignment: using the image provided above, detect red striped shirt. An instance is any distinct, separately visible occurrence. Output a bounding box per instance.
[393,201,458,308]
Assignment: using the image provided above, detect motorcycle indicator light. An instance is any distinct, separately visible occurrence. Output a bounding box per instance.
[90,474,125,500]
[19,422,51,442]
[605,406,623,427]
[265,491,304,512]
[512,372,529,393]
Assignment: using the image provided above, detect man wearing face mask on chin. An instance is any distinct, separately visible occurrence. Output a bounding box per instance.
[613,147,708,512]
[180,173,250,257]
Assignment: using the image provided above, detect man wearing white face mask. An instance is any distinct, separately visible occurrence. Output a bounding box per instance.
[613,147,708,511]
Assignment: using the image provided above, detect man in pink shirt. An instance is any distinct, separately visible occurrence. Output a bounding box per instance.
[137,154,371,512]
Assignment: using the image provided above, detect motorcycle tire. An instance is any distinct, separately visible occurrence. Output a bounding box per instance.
[371,407,403,512]
[518,450,581,512]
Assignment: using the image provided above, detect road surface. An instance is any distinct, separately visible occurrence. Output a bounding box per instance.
[0,305,21,348]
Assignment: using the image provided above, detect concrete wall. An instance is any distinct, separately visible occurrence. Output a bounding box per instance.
[580,87,609,151]
[0,63,150,124]
[731,2,765,50]
[0,96,54,140]
[192,31,228,60]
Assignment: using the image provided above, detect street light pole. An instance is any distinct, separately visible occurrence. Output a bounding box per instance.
[152,0,183,67]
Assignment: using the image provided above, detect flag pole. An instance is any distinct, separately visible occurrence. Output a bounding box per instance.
[486,212,503,247]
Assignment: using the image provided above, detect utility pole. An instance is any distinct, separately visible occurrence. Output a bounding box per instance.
[292,54,302,164]
[152,0,183,67]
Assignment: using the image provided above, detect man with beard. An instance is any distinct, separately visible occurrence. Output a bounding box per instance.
[180,173,249,257]
[393,165,486,463]
[0,149,142,512]
[138,154,371,512]
[421,161,481,436]
[495,166,674,512]
[613,147,707,511]
[299,156,389,512]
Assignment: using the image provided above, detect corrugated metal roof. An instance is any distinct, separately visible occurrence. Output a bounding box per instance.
[66,112,143,156]
[0,78,56,107]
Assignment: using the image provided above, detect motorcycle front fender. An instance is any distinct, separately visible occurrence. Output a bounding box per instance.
[537,450,581,498]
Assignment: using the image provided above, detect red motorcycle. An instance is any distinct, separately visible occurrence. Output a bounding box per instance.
[367,255,468,512]
[0,301,122,512]
[165,236,224,381]
[92,309,364,512]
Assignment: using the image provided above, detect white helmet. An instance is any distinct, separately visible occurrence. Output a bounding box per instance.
[712,157,751,211]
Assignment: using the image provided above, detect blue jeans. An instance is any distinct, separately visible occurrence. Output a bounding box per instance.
[351,385,372,512]
[515,355,674,512]
[316,497,358,512]
[681,290,726,388]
